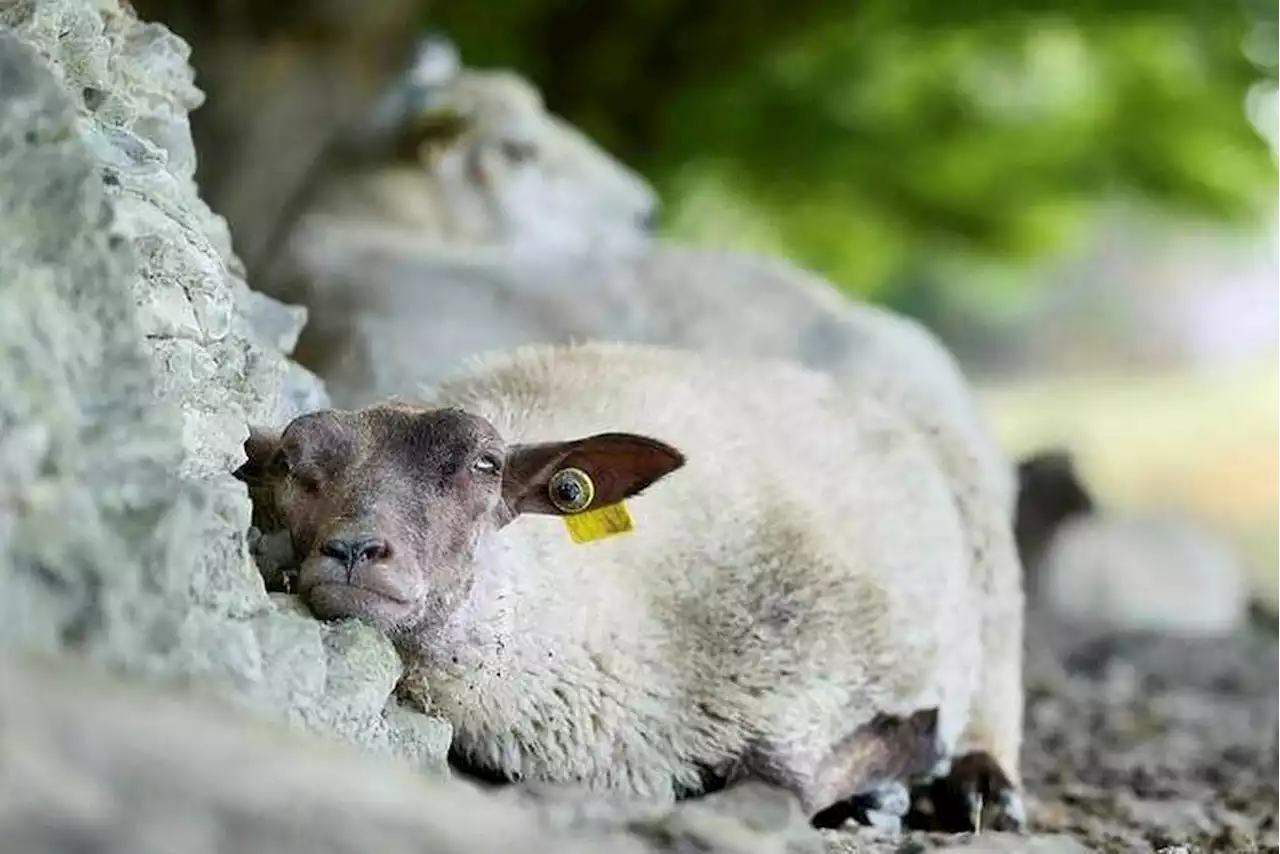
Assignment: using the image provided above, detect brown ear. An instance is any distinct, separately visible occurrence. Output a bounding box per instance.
[502,432,685,519]
[1014,447,1096,530]
[396,106,472,163]
[232,427,283,486]
[1017,448,1077,483]
[1017,449,1091,501]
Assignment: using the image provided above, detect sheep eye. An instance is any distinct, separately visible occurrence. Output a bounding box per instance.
[500,140,537,164]
[473,453,501,475]
[547,467,595,514]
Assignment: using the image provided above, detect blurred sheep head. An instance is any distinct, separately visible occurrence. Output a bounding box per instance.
[308,33,660,256]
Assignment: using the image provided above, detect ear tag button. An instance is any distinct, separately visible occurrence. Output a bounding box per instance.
[548,467,635,544]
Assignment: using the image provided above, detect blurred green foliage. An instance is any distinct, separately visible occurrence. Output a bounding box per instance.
[428,0,1278,305]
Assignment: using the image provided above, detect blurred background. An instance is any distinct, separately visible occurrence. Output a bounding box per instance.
[134,0,1279,608]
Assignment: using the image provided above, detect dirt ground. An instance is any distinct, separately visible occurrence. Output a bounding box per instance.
[1015,607,1279,852]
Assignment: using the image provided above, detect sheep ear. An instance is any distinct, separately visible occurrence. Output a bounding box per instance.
[1015,447,1096,523]
[366,102,464,166]
[1016,448,1077,484]
[502,432,685,519]
[1017,449,1086,498]
[233,427,283,486]
[409,96,471,141]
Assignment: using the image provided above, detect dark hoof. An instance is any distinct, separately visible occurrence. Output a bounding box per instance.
[906,751,1027,833]
[812,781,910,831]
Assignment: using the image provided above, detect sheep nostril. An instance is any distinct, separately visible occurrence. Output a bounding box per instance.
[357,538,390,564]
[320,535,391,570]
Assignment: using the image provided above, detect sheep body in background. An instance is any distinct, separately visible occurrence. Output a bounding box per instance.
[1015,449,1255,637]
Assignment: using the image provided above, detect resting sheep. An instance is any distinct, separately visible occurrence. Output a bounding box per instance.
[1014,449,1255,637]
[235,341,1026,832]
[262,32,659,277]
[257,39,1016,514]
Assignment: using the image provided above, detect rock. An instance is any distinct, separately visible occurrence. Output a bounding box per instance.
[241,286,310,354]
[818,830,1089,854]
[928,835,1092,853]
[0,0,444,773]
[0,649,845,854]
[662,782,827,854]
[239,287,331,418]
[503,780,825,854]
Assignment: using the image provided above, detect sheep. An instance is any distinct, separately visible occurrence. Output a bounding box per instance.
[1014,448,1257,637]
[233,341,1027,833]
[261,32,659,281]
[276,240,1017,516]
[270,183,1017,522]
[253,40,1017,517]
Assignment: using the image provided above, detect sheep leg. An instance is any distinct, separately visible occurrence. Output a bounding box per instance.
[952,586,1027,830]
[928,632,1026,833]
[907,750,1026,833]
[796,706,946,828]
[928,481,1028,834]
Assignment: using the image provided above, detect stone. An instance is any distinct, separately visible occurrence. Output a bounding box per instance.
[932,835,1092,853]
[0,0,445,775]
[818,832,1091,854]
[239,287,331,419]
[0,649,844,854]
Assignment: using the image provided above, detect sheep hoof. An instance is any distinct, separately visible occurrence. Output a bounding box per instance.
[983,788,1027,833]
[856,780,912,832]
[909,750,1026,833]
[811,781,910,831]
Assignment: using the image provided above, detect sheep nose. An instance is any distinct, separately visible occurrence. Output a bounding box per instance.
[320,535,390,571]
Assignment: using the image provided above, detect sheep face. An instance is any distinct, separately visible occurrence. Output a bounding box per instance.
[419,69,660,251]
[234,404,684,636]
[317,65,660,255]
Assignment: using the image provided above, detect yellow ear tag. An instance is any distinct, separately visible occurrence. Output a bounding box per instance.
[563,502,634,544]
[547,467,635,544]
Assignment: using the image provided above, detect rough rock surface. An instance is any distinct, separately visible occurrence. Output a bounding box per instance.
[0,650,831,854]
[0,0,442,770]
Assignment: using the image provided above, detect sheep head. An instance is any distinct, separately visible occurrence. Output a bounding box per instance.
[234,403,685,635]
